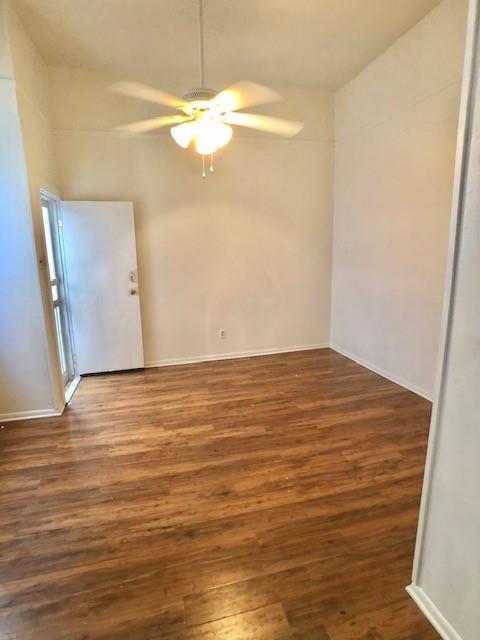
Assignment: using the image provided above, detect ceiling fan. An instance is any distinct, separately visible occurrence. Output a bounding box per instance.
[110,0,303,176]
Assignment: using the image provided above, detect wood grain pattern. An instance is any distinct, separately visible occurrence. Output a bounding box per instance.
[0,349,438,639]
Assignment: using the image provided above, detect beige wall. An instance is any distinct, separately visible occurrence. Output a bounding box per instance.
[51,68,334,365]
[9,5,59,195]
[331,0,467,398]
[8,4,64,411]
[0,1,58,418]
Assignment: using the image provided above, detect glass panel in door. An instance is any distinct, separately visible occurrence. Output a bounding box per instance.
[41,196,77,391]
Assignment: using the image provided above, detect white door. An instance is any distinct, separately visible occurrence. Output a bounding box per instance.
[61,201,144,374]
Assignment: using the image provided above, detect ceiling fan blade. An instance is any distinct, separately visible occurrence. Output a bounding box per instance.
[222,112,303,137]
[109,82,186,109]
[212,81,281,113]
[116,114,192,134]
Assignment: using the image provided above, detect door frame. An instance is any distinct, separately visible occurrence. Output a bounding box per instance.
[40,188,80,403]
[407,0,479,633]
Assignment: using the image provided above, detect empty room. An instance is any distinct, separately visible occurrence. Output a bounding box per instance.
[1,0,479,638]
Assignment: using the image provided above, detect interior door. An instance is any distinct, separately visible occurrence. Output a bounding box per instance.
[61,201,144,374]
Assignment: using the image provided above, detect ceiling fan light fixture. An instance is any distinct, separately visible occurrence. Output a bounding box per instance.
[194,118,232,155]
[170,121,196,148]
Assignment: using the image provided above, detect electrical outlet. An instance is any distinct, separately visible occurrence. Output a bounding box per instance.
[218,328,227,339]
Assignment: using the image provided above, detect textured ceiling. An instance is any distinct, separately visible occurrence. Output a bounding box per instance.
[15,0,441,91]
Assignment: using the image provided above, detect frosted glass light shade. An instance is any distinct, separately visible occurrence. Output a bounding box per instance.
[194,119,232,155]
[171,117,233,155]
[171,122,196,148]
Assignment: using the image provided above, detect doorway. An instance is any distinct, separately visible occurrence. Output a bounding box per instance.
[40,192,79,401]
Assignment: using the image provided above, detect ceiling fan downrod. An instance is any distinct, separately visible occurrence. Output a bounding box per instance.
[198,0,205,89]
[199,0,210,177]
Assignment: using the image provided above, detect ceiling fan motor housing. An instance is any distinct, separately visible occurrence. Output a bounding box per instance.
[182,87,217,103]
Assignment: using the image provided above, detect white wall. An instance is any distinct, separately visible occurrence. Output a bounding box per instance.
[408,4,480,637]
[50,68,334,365]
[8,6,58,194]
[331,0,467,399]
[7,3,64,412]
[0,1,58,419]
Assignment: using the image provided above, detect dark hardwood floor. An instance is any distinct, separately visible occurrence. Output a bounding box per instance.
[0,348,438,639]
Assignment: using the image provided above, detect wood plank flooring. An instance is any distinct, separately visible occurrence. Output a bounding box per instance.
[0,348,438,639]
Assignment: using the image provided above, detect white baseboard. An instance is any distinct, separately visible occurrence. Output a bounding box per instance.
[330,343,432,401]
[2,342,428,419]
[406,584,463,640]
[145,343,329,368]
[0,407,63,424]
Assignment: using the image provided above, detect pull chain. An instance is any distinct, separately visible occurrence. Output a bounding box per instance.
[210,153,214,172]
[202,154,206,178]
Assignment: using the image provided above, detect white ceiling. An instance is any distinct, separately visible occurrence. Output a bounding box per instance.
[15,0,441,92]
